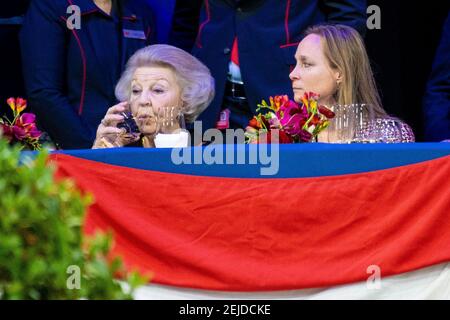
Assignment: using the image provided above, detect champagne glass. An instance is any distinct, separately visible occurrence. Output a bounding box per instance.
[351,104,376,143]
[154,106,189,148]
[157,106,185,133]
[326,104,355,143]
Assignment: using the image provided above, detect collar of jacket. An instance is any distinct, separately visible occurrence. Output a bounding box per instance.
[66,0,98,14]
[66,0,140,21]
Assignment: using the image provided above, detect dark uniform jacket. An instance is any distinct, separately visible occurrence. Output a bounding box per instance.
[20,0,156,149]
[170,0,367,130]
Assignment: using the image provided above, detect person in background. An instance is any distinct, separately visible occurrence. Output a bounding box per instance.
[169,0,367,132]
[423,12,450,142]
[20,0,156,149]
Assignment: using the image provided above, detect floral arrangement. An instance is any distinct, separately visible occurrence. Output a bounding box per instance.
[245,92,335,143]
[0,97,42,150]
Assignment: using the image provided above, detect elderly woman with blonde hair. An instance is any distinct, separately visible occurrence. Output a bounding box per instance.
[93,44,215,148]
[289,24,415,143]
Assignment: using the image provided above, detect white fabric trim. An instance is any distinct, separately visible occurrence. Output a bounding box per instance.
[134,262,450,300]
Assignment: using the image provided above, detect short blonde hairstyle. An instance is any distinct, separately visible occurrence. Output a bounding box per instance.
[115,44,215,123]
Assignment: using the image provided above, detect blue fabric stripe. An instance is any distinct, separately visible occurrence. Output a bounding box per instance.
[43,143,450,178]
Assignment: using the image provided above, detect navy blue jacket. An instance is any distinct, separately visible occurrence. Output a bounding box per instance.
[423,13,450,142]
[170,0,367,131]
[20,0,156,149]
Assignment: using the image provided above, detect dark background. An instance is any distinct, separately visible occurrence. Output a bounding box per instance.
[0,0,448,141]
[365,0,449,141]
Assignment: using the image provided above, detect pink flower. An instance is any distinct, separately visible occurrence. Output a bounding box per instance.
[276,99,308,136]
[12,113,42,140]
[16,113,36,126]
[283,114,306,136]
[12,125,28,140]
[250,92,329,144]
[1,97,42,150]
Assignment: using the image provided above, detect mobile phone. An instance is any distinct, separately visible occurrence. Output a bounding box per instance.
[117,111,140,135]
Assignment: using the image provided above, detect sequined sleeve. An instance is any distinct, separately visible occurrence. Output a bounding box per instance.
[397,120,415,142]
[357,118,415,143]
[372,118,415,143]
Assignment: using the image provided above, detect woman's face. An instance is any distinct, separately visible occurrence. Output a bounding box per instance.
[129,66,183,135]
[289,34,341,106]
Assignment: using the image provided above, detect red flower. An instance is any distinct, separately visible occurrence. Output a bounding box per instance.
[260,129,294,144]
[248,115,271,130]
[7,97,27,114]
[1,97,42,150]
[309,114,321,126]
[299,130,313,142]
[249,117,260,129]
[16,97,27,113]
[249,92,332,144]
[277,130,294,143]
[302,91,320,102]
[12,125,27,140]
[269,95,290,111]
[318,105,335,119]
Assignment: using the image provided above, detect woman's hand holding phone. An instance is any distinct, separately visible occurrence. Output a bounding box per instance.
[92,102,141,148]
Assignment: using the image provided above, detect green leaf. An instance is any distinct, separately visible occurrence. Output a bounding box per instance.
[0,138,147,299]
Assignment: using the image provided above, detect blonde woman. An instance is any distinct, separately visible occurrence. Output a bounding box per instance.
[289,24,415,142]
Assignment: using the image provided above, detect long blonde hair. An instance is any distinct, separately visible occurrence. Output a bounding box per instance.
[305,24,387,118]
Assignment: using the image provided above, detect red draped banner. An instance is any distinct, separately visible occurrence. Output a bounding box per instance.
[51,154,450,291]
